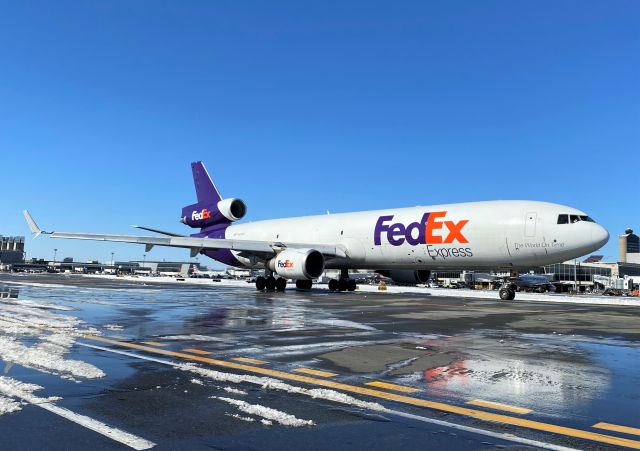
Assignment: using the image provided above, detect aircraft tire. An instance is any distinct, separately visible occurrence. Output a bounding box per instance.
[328,279,339,291]
[347,279,357,291]
[255,276,266,291]
[265,276,276,291]
[275,277,287,291]
[499,287,516,301]
[338,278,348,292]
[296,280,312,290]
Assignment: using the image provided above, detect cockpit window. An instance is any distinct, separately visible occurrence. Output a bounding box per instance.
[557,214,568,224]
[570,215,580,223]
[580,215,595,223]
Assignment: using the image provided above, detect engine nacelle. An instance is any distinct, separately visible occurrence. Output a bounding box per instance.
[217,198,247,222]
[268,248,325,280]
[381,270,431,285]
[181,198,247,228]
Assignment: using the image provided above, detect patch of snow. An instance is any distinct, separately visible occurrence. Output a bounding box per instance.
[213,397,314,427]
[103,324,124,331]
[190,378,204,385]
[0,336,105,379]
[178,363,384,411]
[161,335,227,342]
[261,419,272,426]
[223,386,247,395]
[0,395,21,415]
[225,412,255,422]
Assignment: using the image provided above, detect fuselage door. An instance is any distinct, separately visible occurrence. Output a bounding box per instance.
[525,212,537,237]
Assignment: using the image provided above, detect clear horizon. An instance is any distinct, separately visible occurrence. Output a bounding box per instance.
[1,2,638,267]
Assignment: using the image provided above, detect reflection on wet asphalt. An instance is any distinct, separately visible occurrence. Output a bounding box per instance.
[0,274,639,450]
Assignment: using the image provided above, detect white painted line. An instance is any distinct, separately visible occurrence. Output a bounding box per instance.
[36,402,156,450]
[0,377,155,450]
[385,409,580,451]
[78,342,578,451]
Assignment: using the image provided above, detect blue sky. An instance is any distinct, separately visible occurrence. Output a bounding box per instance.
[1,1,638,267]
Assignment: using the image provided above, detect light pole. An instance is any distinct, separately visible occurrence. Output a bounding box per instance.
[111,252,115,265]
[53,248,58,263]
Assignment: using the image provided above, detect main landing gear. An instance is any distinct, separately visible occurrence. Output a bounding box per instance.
[328,269,357,292]
[255,274,288,292]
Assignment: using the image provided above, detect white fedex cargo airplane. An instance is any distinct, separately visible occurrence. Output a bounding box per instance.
[24,161,609,300]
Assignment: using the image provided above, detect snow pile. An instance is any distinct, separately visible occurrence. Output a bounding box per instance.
[213,397,314,427]
[190,378,204,385]
[0,336,105,379]
[178,363,385,411]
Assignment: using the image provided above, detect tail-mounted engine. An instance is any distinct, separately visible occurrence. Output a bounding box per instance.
[181,198,247,228]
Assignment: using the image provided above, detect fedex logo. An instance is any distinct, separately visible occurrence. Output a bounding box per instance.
[277,260,294,269]
[374,211,469,246]
[192,209,212,221]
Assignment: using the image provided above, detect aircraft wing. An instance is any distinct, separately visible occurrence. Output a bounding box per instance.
[23,210,347,258]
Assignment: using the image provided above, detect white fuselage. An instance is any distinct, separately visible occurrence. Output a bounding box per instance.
[225,200,609,270]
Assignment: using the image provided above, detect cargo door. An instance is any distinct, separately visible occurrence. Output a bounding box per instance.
[525,212,537,237]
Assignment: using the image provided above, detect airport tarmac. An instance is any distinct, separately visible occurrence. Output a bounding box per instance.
[0,273,639,450]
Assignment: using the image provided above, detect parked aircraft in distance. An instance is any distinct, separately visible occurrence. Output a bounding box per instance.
[24,161,609,300]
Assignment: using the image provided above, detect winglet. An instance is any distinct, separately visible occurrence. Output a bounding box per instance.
[23,210,45,238]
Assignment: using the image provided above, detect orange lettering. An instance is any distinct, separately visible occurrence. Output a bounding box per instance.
[444,220,469,243]
[425,211,447,244]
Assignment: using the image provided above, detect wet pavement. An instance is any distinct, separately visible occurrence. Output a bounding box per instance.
[0,273,639,450]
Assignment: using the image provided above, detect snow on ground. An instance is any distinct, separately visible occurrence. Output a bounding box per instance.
[161,334,227,342]
[0,376,61,416]
[0,395,21,415]
[225,412,255,422]
[79,274,640,306]
[103,324,124,331]
[0,295,106,382]
[223,386,248,395]
[0,335,105,379]
[212,396,314,427]
[178,362,385,411]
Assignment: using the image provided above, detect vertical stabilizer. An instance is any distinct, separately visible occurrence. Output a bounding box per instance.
[191,161,222,204]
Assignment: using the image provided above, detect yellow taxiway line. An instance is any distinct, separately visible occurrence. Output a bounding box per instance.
[231,357,269,365]
[366,381,420,393]
[84,335,640,450]
[467,399,532,415]
[293,368,338,378]
[182,348,211,355]
[594,422,640,436]
[140,341,167,347]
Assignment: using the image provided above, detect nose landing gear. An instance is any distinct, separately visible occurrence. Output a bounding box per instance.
[499,283,517,301]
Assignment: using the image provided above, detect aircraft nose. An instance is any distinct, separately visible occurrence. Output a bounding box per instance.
[592,224,609,248]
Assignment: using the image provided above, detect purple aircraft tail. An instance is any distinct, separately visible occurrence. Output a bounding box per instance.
[191,161,222,204]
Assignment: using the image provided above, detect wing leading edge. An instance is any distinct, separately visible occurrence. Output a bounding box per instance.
[22,210,347,259]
